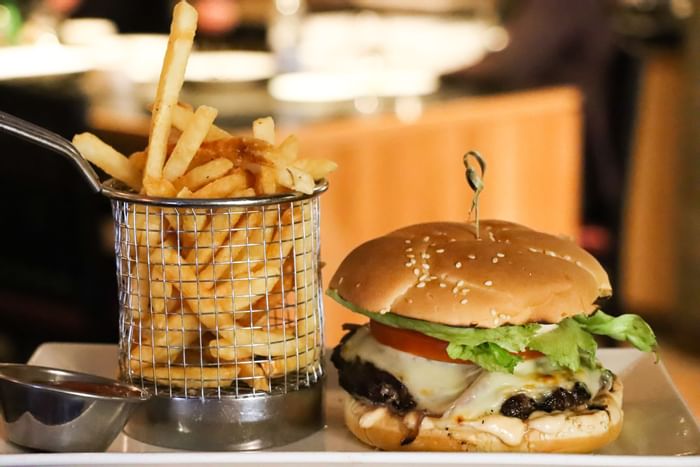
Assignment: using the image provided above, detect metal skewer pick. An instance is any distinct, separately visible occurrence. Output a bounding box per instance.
[464,151,486,239]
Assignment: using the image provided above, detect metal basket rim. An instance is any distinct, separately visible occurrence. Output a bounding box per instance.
[101,179,328,207]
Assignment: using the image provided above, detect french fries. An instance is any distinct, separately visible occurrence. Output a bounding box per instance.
[253,117,275,144]
[171,102,231,142]
[144,1,197,188]
[292,158,338,181]
[162,105,218,182]
[73,0,337,392]
[193,170,248,198]
[73,133,142,190]
[175,157,233,191]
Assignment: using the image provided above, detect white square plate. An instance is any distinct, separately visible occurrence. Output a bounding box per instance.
[0,343,698,466]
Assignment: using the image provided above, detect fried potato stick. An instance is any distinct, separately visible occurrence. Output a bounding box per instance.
[175,157,233,191]
[184,188,255,268]
[73,133,142,190]
[143,1,197,187]
[130,310,200,367]
[135,364,240,389]
[163,105,218,182]
[171,102,231,142]
[252,117,275,144]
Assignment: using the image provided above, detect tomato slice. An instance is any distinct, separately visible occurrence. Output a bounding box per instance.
[368,320,543,364]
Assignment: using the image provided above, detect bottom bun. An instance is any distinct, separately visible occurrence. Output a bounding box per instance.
[344,379,623,453]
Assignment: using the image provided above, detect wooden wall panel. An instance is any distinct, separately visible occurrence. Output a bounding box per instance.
[621,54,682,314]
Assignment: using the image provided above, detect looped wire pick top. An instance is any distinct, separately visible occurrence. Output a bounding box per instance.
[463,151,487,239]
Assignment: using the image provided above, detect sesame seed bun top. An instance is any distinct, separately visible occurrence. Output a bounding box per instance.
[328,220,611,328]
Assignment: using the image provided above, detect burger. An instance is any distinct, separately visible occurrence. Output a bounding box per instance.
[328,220,656,452]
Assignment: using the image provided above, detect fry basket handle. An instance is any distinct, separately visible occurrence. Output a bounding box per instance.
[0,110,102,193]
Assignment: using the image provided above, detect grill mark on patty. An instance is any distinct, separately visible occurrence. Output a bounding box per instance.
[331,336,417,414]
[500,381,594,419]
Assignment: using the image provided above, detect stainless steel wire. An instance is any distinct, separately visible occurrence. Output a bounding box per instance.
[111,188,325,400]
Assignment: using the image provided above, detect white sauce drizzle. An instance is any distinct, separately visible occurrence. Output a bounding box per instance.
[359,407,387,428]
[463,415,526,446]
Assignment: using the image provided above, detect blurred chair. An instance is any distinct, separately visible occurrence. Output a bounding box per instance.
[295,86,583,344]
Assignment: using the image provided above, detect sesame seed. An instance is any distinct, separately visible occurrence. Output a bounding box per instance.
[338,277,344,285]
[468,254,476,260]
[564,255,572,261]
[461,289,469,295]
[419,274,430,282]
[355,282,361,288]
[492,257,499,264]
[439,283,447,288]
[416,282,426,288]
[490,308,497,316]
[405,239,411,244]
[436,248,445,254]
[379,308,390,315]
[449,238,457,242]
[421,252,430,259]
[484,280,493,286]
[488,232,496,241]
[499,313,507,320]
[455,262,462,269]
[496,253,505,258]
[407,298,413,304]
[494,318,501,326]
[457,280,465,287]
[576,260,583,267]
[406,253,415,259]
[405,261,412,267]
[460,299,468,305]
[430,275,438,280]
[405,247,413,252]
[528,247,539,253]
[546,250,557,257]
[413,268,420,276]
[452,286,459,294]
[423,236,430,242]
[422,264,430,270]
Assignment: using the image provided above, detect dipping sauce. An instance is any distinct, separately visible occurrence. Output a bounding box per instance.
[33,380,143,398]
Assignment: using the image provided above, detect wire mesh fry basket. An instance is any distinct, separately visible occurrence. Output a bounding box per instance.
[105,180,328,450]
[0,110,330,450]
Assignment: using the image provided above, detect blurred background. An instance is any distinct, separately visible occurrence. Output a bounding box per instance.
[0,0,698,416]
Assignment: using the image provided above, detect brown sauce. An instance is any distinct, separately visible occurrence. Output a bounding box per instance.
[34,380,143,398]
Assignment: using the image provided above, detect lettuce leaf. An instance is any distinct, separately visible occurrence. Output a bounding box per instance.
[327,288,657,374]
[527,319,598,372]
[574,310,657,352]
[446,342,522,373]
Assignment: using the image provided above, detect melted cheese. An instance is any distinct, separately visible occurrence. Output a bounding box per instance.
[341,325,603,421]
[443,359,603,421]
[341,326,481,414]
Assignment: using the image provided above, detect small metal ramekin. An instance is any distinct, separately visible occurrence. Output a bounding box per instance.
[0,364,149,452]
